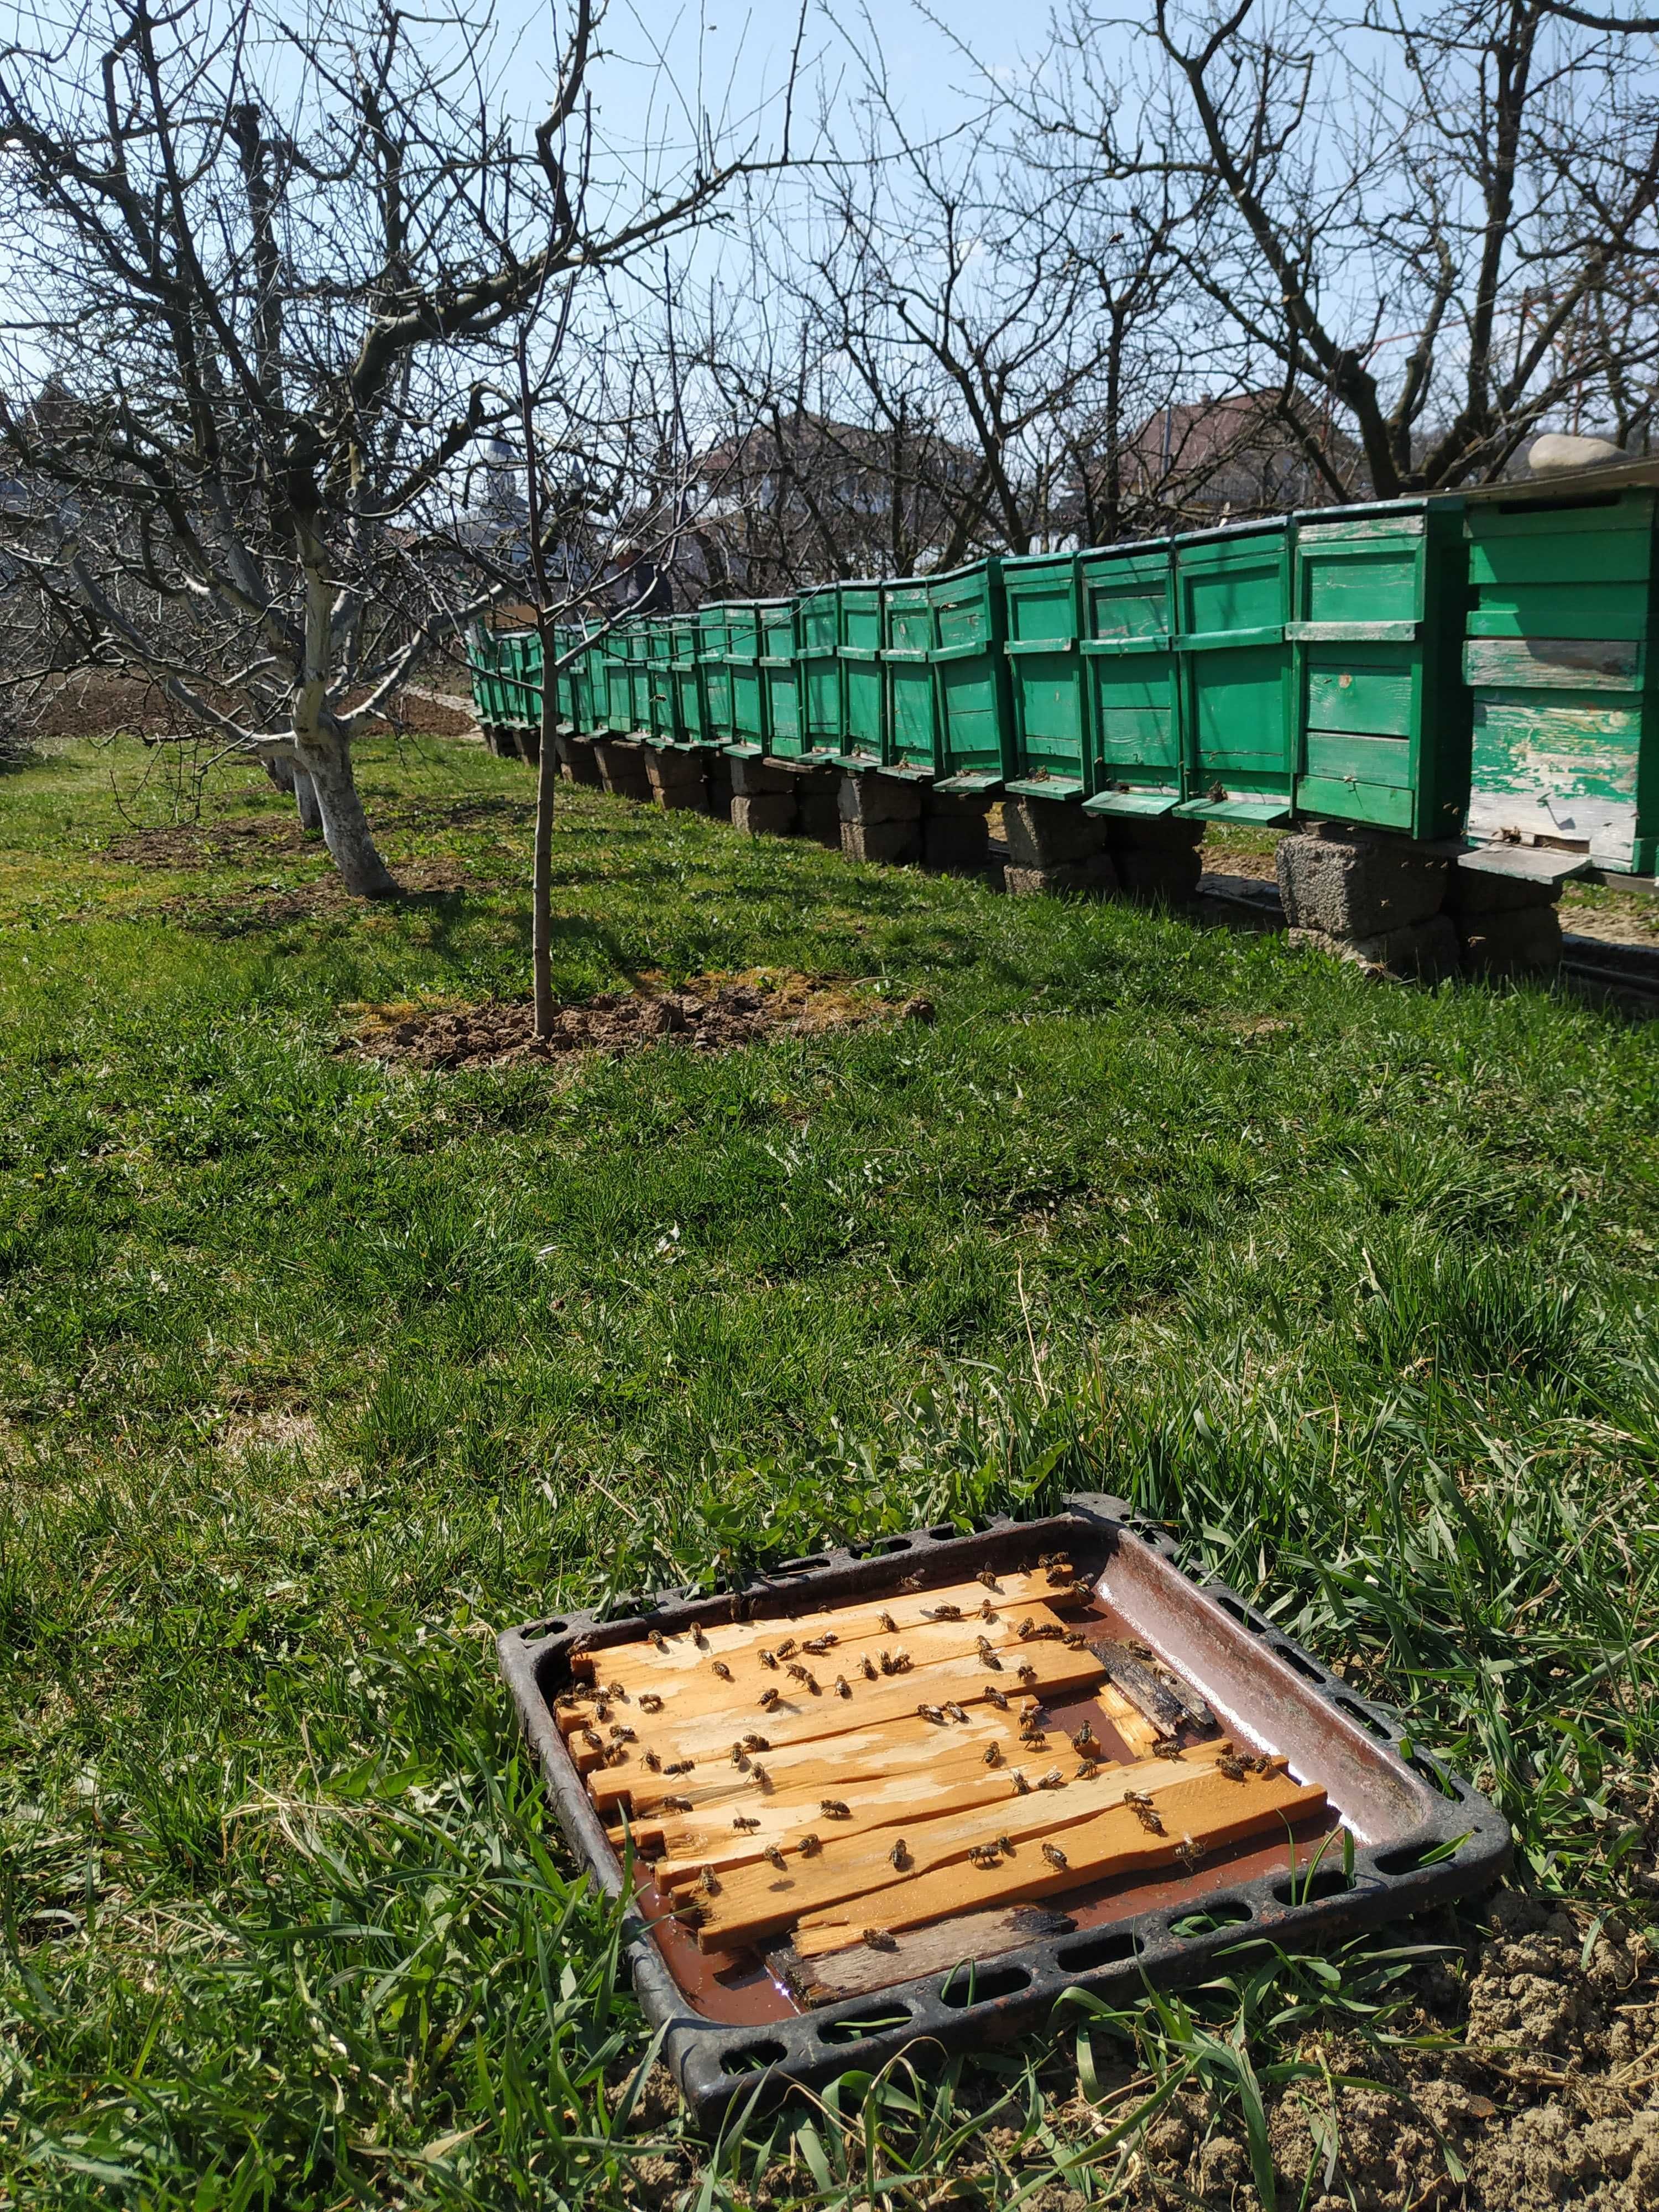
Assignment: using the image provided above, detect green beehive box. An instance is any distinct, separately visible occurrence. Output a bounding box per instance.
[834,582,886,766]
[669,614,708,746]
[625,624,654,735]
[467,625,498,729]
[882,581,940,773]
[573,625,603,735]
[1078,541,1181,817]
[551,628,576,731]
[1461,481,1657,874]
[759,598,809,758]
[699,606,734,743]
[929,559,1013,789]
[1001,552,1086,799]
[723,602,768,756]
[509,632,544,737]
[1289,500,1470,838]
[600,625,634,734]
[1173,520,1295,823]
[799,585,844,754]
[644,621,679,745]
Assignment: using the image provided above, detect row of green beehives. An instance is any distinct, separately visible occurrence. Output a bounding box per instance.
[470,482,1658,874]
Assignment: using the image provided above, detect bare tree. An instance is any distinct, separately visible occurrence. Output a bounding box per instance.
[1021,0,1659,497]
[0,0,786,895]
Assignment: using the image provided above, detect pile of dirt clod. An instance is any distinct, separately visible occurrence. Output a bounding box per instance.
[342,971,928,1071]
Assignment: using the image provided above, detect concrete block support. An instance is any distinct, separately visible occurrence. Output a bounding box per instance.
[839,771,925,826]
[729,755,798,799]
[591,738,654,802]
[1001,796,1110,872]
[843,819,921,866]
[778,761,843,847]
[1276,823,1449,938]
[732,793,797,838]
[644,749,708,812]
[703,752,735,822]
[1289,917,1461,980]
[1004,855,1119,899]
[555,732,604,787]
[1443,859,1564,975]
[920,790,993,875]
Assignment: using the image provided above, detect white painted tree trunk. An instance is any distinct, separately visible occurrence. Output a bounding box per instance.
[295,723,398,897]
[294,770,322,833]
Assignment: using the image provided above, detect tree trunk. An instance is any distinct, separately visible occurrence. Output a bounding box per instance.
[294,770,322,833]
[532,622,559,1035]
[296,725,399,897]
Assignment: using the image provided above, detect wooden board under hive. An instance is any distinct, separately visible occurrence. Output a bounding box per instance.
[561,1557,1332,1990]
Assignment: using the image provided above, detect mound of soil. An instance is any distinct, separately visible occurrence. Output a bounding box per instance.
[343,972,927,1071]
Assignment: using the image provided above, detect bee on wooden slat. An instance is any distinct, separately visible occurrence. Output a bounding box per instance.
[607,1682,627,1700]
[663,1759,694,1776]
[692,1624,709,1650]
[698,1865,720,1895]
[711,1660,733,1681]
[751,1764,771,1791]
[1041,1841,1068,1870]
[758,1648,779,1670]
[580,1728,604,1751]
[835,1675,852,1699]
[661,1795,693,1811]
[644,1750,661,1772]
[1016,1663,1039,1687]
[1130,1801,1165,1834]
[649,1631,670,1653]
[976,1637,1003,1669]
[730,1744,750,1768]
[775,1639,798,1660]
[896,1574,922,1593]
[733,1813,761,1833]
[878,1611,899,1635]
[799,1833,822,1858]
[984,1686,1010,1710]
[1072,1723,1101,1757]
[742,1733,769,1751]
[863,1927,898,1950]
[820,1798,851,1819]
[594,1702,612,1724]
[786,1662,812,1684]
[1017,1618,1036,1641]
[979,1598,999,1623]
[983,1744,1004,1767]
[606,1746,629,1767]
[1151,1734,1185,1761]
[758,1687,782,1712]
[1215,1751,1246,1781]
[1062,1631,1087,1650]
[802,1634,837,1655]
[977,1571,1003,1593]
[1011,1770,1031,1795]
[860,1654,879,1681]
[942,1701,968,1724]
[916,1703,946,1724]
[1176,1835,1204,1872]
[922,1603,962,1622]
[609,1723,636,1742]
[763,1843,787,1870]
[1037,1767,1065,1790]
[969,1843,1000,1870]
[639,1693,664,1714]
[1075,1760,1100,1781]
[888,1838,911,1870]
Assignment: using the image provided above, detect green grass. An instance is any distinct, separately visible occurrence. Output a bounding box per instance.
[3,733,1658,2208]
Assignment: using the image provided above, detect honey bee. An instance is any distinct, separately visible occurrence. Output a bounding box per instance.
[797,1833,822,1858]
[1037,1551,1070,1570]
[732,1814,761,1833]
[820,1798,851,1819]
[983,1744,1004,1767]
[1124,1788,1153,1807]
[775,1639,798,1661]
[1017,1618,1036,1641]
[942,1701,969,1724]
[1245,1754,1273,1776]
[1176,1835,1204,1872]
[751,1764,771,1791]
[609,1723,636,1742]
[1215,1751,1246,1782]
[975,1638,1003,1670]
[649,1631,670,1653]
[878,1612,899,1635]
[763,1843,787,1870]
[1011,1770,1031,1795]
[1017,1663,1038,1687]
[580,1728,604,1751]
[880,1650,912,1676]
[984,1686,1010,1710]
[786,1663,813,1684]
[803,1634,837,1655]
[1151,1735,1185,1762]
[863,1927,898,1950]
[835,1675,852,1699]
[730,1744,750,1768]
[1072,1724,1101,1757]
[607,1682,627,1700]
[969,1843,1001,1870]
[860,1655,879,1681]
[698,1865,720,1895]
[977,1571,1003,1593]
[922,1603,963,1622]
[594,1702,612,1724]
[1042,1841,1068,1871]
[663,1759,694,1776]
[692,1624,709,1650]
[888,1838,911,1870]
[606,1746,629,1767]
[979,1598,999,1623]
[554,1691,586,1711]
[758,1687,782,1712]
[661,1795,693,1812]
[1076,1760,1100,1781]
[1130,1802,1165,1835]
[996,1835,1015,1856]
[644,1750,661,1772]
[896,1574,923,1593]
[639,1693,664,1714]
[917,1703,947,1724]
[1037,1767,1065,1790]
[711,1660,733,1682]
[1062,1631,1087,1649]
[742,1733,769,1752]
[758,1648,779,1670]
[1030,1624,1063,1642]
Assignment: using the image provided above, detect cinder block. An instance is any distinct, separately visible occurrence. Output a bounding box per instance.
[556,733,603,787]
[842,820,920,865]
[1290,915,1460,979]
[729,755,797,799]
[922,817,992,874]
[592,739,653,801]
[1003,854,1118,899]
[1001,796,1109,870]
[704,754,735,821]
[796,789,844,848]
[644,752,708,811]
[732,792,797,837]
[1276,827,1448,937]
[925,790,994,826]
[839,771,925,825]
[1459,907,1563,975]
[518,726,542,767]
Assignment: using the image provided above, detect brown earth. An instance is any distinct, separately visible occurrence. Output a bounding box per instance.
[22,672,478,740]
[341,972,931,1072]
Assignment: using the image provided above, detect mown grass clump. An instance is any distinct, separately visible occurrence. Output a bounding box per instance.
[2,733,1658,2208]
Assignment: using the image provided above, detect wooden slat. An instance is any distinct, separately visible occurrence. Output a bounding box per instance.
[581,1638,1105,1791]
[790,1771,1327,1961]
[593,1700,1051,1818]
[771,1903,1078,2007]
[562,1600,1076,1738]
[651,1710,1113,1889]
[692,1748,1233,1951]
[569,1569,1082,1688]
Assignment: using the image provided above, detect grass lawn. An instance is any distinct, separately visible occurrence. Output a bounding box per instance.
[3,732,1659,2209]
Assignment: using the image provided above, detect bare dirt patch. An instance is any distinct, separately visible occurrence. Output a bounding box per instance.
[341,971,927,1071]
[154,856,477,933]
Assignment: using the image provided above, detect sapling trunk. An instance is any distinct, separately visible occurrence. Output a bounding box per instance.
[533,618,560,1035]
